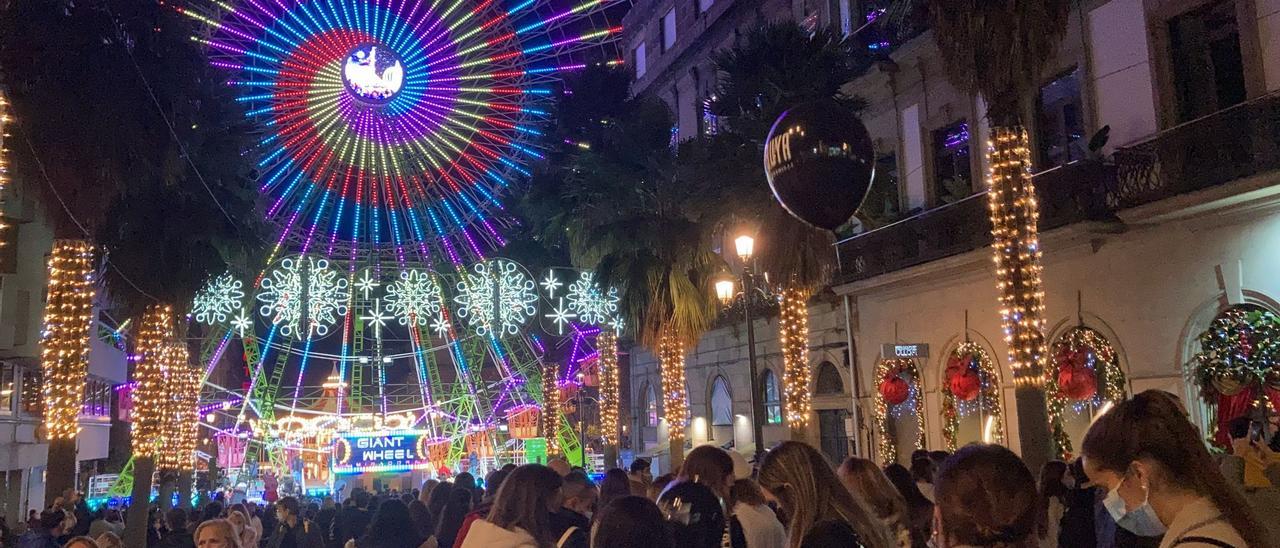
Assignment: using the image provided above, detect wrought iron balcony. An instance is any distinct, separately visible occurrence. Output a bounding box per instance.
[1109,93,1280,210]
[836,159,1116,283]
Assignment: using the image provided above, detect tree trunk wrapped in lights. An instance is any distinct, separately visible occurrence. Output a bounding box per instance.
[597,330,621,467]
[159,355,201,508]
[540,362,562,457]
[657,326,689,470]
[988,127,1049,386]
[987,126,1053,471]
[779,287,812,439]
[40,240,96,502]
[126,304,176,547]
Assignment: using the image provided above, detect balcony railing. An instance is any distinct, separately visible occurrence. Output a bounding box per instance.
[1110,93,1280,210]
[837,160,1116,283]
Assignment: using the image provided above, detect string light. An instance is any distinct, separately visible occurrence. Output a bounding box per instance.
[541,362,562,457]
[597,330,620,445]
[133,305,174,459]
[874,358,924,463]
[0,92,11,233]
[986,128,1049,386]
[39,240,96,440]
[780,288,811,430]
[159,353,201,472]
[658,327,688,441]
[940,342,1004,451]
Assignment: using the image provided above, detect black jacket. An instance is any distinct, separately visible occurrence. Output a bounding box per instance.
[270,519,326,548]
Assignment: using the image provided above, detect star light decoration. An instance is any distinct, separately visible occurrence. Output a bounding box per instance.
[257,256,350,338]
[565,271,619,326]
[455,260,537,337]
[545,298,577,335]
[385,269,444,326]
[540,271,563,299]
[192,272,245,325]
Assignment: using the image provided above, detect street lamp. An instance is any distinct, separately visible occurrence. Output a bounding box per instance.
[734,235,755,261]
[719,233,766,463]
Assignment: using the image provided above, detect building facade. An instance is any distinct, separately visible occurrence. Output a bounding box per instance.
[627,0,1280,470]
[0,94,128,522]
[622,0,859,141]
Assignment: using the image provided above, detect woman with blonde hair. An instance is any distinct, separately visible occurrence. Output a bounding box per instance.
[94,531,124,548]
[757,441,894,548]
[838,457,911,548]
[195,519,244,548]
[225,510,259,548]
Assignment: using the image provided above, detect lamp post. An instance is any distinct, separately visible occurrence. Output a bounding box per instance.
[717,235,766,463]
[576,372,589,470]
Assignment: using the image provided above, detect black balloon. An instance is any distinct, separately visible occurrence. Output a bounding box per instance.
[763,99,875,231]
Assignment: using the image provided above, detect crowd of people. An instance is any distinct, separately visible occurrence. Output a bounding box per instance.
[12,389,1279,548]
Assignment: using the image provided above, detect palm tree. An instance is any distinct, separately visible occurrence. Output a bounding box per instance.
[888,0,1072,470]
[703,22,859,441]
[520,72,725,469]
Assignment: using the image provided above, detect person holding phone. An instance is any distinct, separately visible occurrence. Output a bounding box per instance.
[1225,416,1280,488]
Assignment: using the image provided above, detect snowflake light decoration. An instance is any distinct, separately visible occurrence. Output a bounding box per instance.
[192,272,245,325]
[256,256,350,339]
[385,270,444,326]
[455,260,538,337]
[566,271,619,325]
[257,258,304,337]
[307,258,350,337]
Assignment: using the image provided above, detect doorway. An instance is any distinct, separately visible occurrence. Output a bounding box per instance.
[818,409,850,465]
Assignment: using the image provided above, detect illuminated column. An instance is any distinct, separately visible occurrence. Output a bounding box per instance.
[658,327,688,469]
[987,126,1052,471]
[541,362,562,457]
[987,127,1048,385]
[39,240,95,500]
[780,287,812,438]
[597,330,621,447]
[134,305,176,460]
[40,240,96,441]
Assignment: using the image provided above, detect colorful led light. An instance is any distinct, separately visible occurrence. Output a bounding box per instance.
[190,0,621,262]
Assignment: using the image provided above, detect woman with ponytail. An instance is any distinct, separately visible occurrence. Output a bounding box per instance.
[1082,390,1270,548]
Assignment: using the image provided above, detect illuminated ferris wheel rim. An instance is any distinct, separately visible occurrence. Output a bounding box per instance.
[186,0,624,264]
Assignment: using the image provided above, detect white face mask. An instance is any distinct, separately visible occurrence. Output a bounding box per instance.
[1102,475,1166,537]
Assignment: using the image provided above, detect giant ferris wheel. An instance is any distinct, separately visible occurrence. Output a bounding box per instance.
[176,0,626,488]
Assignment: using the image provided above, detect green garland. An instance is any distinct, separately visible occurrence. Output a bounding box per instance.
[1191,307,1280,402]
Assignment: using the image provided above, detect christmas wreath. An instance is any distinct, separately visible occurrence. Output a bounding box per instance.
[940,342,1004,451]
[874,358,925,464]
[1046,327,1127,459]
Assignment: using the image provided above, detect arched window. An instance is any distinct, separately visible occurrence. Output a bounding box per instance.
[710,376,733,426]
[815,361,844,395]
[643,383,658,427]
[762,370,782,424]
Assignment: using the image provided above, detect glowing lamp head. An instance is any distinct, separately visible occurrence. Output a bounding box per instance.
[715,278,735,304]
[734,235,755,261]
[343,43,405,104]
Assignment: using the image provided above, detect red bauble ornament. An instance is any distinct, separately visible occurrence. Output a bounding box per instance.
[879,376,910,406]
[948,368,982,401]
[1057,362,1097,400]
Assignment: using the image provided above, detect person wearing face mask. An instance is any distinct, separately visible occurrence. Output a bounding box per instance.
[1082,390,1271,548]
